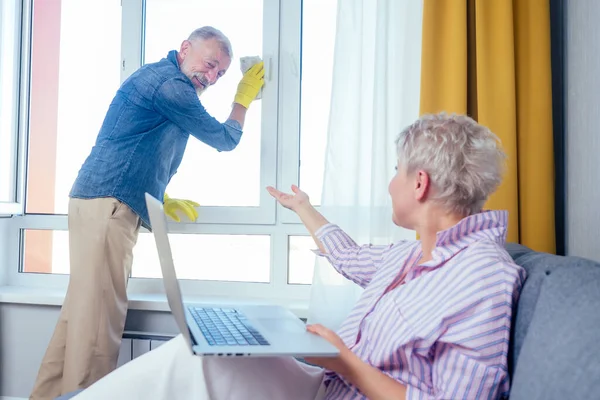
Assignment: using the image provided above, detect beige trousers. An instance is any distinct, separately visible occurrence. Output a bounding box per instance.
[30,197,141,400]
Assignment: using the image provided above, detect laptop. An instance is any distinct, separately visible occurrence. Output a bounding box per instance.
[145,193,339,358]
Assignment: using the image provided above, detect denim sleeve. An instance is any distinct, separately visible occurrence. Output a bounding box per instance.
[153,76,243,151]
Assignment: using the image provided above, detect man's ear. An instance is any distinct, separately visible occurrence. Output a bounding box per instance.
[179,40,192,58]
[415,170,430,201]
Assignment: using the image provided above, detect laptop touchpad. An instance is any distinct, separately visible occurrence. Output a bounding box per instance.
[257,318,306,333]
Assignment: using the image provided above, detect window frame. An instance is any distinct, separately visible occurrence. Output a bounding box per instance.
[278,0,333,224]
[4,0,322,302]
[6,214,312,301]
[121,0,281,225]
[0,0,27,216]
[277,0,304,224]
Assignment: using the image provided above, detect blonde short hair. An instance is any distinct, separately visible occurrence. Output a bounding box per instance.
[395,113,506,216]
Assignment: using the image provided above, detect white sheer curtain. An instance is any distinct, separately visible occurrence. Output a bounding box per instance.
[306,0,424,330]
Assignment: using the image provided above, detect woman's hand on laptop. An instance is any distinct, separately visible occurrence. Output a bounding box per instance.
[305,324,409,399]
[304,324,353,375]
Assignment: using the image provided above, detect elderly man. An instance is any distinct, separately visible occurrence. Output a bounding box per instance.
[30,26,264,400]
[66,113,525,400]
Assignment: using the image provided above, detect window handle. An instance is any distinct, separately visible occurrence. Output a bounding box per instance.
[288,52,299,77]
[267,56,273,82]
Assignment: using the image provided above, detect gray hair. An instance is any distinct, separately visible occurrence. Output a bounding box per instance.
[188,26,233,58]
[395,113,506,216]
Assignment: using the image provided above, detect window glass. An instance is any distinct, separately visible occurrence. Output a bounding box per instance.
[0,0,20,203]
[288,235,316,285]
[26,0,122,214]
[299,0,338,205]
[22,229,271,283]
[144,0,264,207]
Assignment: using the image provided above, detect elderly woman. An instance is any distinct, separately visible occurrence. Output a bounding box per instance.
[73,113,524,400]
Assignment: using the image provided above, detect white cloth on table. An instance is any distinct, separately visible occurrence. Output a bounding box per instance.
[73,334,326,400]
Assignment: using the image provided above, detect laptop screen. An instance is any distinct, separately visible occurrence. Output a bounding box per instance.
[144,193,195,351]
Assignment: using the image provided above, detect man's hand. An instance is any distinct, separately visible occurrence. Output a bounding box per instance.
[234,61,265,108]
[163,193,199,222]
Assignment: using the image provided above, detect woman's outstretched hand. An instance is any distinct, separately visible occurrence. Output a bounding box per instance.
[266,184,310,212]
[267,184,329,253]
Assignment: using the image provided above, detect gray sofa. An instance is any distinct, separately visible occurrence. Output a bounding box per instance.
[57,243,600,399]
[506,243,600,399]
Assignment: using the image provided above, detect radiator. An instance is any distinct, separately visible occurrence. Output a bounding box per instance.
[118,331,176,367]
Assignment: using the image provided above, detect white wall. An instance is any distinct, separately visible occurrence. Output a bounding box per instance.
[566,1,600,262]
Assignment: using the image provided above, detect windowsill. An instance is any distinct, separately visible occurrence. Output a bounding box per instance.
[0,286,310,319]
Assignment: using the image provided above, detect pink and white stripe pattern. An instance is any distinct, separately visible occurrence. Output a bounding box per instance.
[316,210,525,400]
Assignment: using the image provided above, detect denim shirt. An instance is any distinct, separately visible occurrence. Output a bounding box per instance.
[70,50,243,227]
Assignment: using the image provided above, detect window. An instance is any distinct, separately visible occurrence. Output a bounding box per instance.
[0,0,22,214]
[299,0,337,206]
[288,236,317,285]
[130,234,271,283]
[23,229,271,283]
[7,0,338,302]
[278,0,337,222]
[25,0,122,215]
[144,0,264,207]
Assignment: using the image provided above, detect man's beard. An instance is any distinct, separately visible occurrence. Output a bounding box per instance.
[181,62,209,96]
[191,73,209,96]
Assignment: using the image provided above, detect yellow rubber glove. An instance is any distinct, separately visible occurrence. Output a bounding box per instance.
[234,61,265,108]
[163,193,199,222]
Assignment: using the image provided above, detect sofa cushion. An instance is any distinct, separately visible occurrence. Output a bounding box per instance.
[506,243,600,400]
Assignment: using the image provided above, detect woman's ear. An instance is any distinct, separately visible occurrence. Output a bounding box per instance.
[414,170,430,201]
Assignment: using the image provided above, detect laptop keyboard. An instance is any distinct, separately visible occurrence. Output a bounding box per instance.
[189,307,270,346]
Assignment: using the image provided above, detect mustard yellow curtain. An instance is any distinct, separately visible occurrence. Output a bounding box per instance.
[419,0,555,253]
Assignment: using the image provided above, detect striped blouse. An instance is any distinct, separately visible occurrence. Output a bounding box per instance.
[317,210,526,400]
